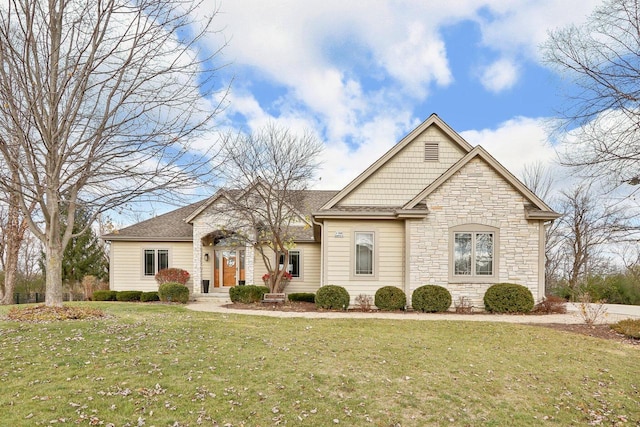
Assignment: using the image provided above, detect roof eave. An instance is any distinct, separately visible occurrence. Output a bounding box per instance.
[102,236,193,242]
[525,210,562,221]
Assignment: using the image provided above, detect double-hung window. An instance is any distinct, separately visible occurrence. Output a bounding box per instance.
[354,231,374,276]
[144,249,169,276]
[278,250,301,278]
[450,225,497,281]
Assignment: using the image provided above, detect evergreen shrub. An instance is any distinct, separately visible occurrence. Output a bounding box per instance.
[229,285,269,303]
[288,292,315,303]
[374,286,406,311]
[484,283,534,313]
[158,282,190,303]
[116,290,142,302]
[140,291,160,302]
[411,285,452,312]
[315,285,350,310]
[92,290,117,301]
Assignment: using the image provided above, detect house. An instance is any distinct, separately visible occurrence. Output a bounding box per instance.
[103,114,559,307]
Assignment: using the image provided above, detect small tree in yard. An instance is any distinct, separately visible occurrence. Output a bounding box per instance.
[214,123,324,293]
[0,0,226,306]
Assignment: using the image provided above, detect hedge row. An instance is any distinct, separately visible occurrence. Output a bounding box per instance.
[91,290,167,303]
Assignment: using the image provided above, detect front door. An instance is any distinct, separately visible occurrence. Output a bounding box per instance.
[213,249,244,287]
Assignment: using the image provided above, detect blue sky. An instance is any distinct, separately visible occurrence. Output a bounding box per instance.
[195,0,603,194]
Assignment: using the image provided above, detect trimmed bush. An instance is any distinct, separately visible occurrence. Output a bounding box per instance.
[412,285,452,313]
[140,291,160,302]
[374,286,406,311]
[288,292,315,303]
[92,290,117,301]
[229,285,269,304]
[611,318,640,339]
[484,283,534,313]
[155,268,190,285]
[116,290,142,302]
[158,282,190,304]
[315,285,350,310]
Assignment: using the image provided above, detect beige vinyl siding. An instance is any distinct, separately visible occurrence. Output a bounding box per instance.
[338,126,466,207]
[110,241,194,292]
[323,219,405,304]
[250,243,322,293]
[251,247,271,285]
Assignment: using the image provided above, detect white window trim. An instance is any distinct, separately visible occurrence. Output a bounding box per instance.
[448,224,498,283]
[351,230,378,280]
[141,247,171,280]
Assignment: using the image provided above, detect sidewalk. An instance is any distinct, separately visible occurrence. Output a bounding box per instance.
[186,300,640,324]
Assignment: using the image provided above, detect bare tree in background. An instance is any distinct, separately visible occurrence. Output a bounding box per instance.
[215,124,324,293]
[0,194,35,304]
[556,184,636,297]
[0,0,226,306]
[521,161,563,292]
[543,0,640,186]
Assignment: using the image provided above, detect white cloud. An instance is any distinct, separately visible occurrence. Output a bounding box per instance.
[460,116,556,178]
[479,58,519,93]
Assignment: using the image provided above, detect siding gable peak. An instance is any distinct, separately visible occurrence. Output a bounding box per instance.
[320,114,474,210]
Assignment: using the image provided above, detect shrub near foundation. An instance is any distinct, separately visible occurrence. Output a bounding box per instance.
[229,285,269,303]
[140,291,160,302]
[315,285,350,310]
[484,283,534,313]
[158,282,189,304]
[92,290,117,301]
[412,285,452,312]
[374,286,406,311]
[288,292,315,303]
[116,290,142,302]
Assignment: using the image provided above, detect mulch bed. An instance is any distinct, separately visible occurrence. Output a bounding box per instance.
[226,302,640,345]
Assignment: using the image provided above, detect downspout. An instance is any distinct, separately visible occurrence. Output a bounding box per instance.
[311,216,325,287]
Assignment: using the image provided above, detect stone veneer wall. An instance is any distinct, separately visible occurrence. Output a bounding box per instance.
[191,209,255,294]
[409,158,543,308]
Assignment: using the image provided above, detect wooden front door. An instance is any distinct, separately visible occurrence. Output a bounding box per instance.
[213,249,244,287]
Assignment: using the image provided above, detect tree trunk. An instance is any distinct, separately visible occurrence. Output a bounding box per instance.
[1,194,27,305]
[44,240,64,307]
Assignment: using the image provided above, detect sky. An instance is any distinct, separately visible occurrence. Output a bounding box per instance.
[192,0,602,195]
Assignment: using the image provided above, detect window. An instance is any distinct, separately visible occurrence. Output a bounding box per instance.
[143,249,169,276]
[450,225,497,282]
[278,250,300,277]
[355,232,374,275]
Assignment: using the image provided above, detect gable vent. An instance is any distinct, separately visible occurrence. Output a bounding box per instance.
[424,142,439,162]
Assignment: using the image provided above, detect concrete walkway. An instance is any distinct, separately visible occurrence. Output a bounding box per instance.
[186,300,640,325]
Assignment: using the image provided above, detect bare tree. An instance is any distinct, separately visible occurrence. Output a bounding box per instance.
[556,183,637,296]
[215,123,324,293]
[0,0,226,306]
[543,0,640,185]
[0,193,35,304]
[521,161,564,292]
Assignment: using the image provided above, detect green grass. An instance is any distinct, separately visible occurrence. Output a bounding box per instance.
[1,303,639,426]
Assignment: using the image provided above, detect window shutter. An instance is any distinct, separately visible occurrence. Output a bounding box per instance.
[424,142,439,162]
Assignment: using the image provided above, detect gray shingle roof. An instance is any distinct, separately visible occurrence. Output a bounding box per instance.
[102,200,208,241]
[103,190,339,242]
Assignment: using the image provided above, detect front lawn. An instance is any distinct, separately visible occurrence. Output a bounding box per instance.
[1,303,638,425]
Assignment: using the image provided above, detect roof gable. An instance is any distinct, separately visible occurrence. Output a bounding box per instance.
[404,146,559,218]
[321,114,473,209]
